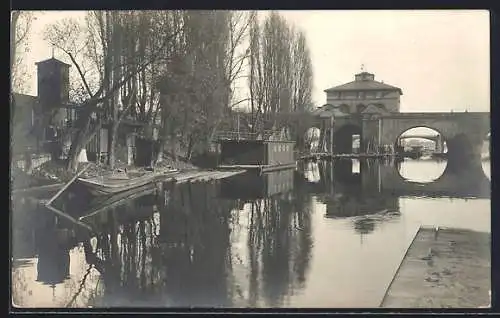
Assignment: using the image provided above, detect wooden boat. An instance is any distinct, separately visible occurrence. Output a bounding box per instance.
[78,183,159,222]
[76,169,179,196]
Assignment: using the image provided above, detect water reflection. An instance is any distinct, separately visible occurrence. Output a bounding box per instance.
[11,158,490,308]
[226,170,313,307]
[398,158,447,182]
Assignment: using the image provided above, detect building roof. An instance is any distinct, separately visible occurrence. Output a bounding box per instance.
[325,80,402,94]
[13,93,81,109]
[13,93,38,108]
[312,104,350,118]
[324,72,403,94]
[35,57,71,68]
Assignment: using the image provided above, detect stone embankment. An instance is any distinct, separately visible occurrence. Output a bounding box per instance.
[381,227,491,308]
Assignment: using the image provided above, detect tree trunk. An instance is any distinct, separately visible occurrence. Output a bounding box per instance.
[156,141,164,163]
[170,136,177,162]
[186,135,195,161]
[66,112,101,172]
[108,122,119,170]
[66,123,91,172]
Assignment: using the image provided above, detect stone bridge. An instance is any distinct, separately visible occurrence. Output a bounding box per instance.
[232,110,489,167]
[331,112,490,168]
[298,159,490,200]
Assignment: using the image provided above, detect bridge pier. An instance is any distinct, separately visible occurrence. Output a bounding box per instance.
[445,135,484,172]
[435,134,444,153]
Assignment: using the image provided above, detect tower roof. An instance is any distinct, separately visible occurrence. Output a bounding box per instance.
[35,57,71,68]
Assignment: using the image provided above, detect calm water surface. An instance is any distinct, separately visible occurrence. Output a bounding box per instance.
[11,158,491,308]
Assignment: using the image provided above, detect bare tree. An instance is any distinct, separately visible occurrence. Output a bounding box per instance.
[44,11,182,171]
[11,11,34,95]
[11,11,35,160]
[290,29,314,150]
[247,11,314,145]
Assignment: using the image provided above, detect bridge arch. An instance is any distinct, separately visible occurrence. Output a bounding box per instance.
[395,126,448,182]
[339,104,350,114]
[334,123,362,154]
[379,113,489,171]
[395,126,447,153]
[399,135,438,143]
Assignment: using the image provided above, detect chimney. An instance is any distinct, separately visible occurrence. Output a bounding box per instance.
[355,72,375,82]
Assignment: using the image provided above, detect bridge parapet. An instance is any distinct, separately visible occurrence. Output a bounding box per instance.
[383,112,489,119]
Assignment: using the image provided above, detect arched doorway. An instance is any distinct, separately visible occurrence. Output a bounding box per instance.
[395,127,447,183]
[334,124,362,154]
[339,104,350,114]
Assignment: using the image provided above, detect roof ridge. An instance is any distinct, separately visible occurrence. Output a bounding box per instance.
[324,79,403,94]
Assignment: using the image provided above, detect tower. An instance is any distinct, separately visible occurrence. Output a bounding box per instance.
[35,58,71,110]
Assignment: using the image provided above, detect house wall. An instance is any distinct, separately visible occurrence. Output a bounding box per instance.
[85,127,109,162]
[220,142,266,165]
[266,141,295,165]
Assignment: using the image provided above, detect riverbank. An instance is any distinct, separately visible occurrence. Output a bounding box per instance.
[381,227,491,308]
[11,155,200,189]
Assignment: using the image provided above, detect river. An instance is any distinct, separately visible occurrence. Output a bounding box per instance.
[11,158,491,308]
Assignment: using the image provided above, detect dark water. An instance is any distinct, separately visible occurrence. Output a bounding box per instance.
[11,158,491,308]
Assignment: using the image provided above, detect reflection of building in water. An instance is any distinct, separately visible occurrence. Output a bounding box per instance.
[12,197,39,259]
[79,182,231,307]
[321,160,400,232]
[161,182,235,306]
[35,215,73,286]
[235,185,313,307]
[69,176,313,307]
[219,169,295,201]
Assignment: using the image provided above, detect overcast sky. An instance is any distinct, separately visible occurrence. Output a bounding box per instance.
[21,10,489,113]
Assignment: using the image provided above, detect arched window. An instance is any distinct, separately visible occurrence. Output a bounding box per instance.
[376,104,388,113]
[356,104,366,113]
[339,104,350,114]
